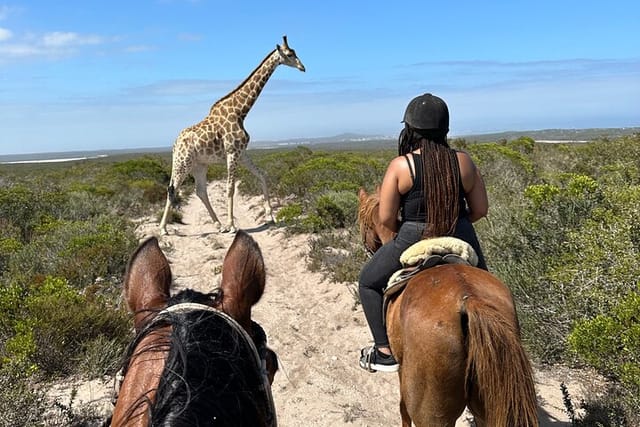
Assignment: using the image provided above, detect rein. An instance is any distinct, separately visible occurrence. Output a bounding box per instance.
[114,302,278,427]
[362,226,381,258]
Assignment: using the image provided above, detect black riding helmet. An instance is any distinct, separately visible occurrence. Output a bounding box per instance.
[402,93,449,133]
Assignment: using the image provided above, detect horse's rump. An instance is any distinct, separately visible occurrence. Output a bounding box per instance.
[388,265,538,426]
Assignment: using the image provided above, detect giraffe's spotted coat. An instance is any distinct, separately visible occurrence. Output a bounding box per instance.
[159,36,305,234]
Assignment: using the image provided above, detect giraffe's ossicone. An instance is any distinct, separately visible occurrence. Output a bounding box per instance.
[159,35,305,235]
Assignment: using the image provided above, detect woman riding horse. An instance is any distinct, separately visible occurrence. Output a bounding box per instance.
[359,93,489,372]
[357,188,539,426]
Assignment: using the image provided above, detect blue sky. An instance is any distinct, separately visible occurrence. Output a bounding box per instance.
[0,0,638,155]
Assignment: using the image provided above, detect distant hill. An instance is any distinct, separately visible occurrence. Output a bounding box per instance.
[251,127,640,151]
[1,127,638,163]
[256,127,640,147]
[455,127,640,143]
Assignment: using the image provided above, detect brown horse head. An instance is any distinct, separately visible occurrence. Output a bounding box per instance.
[111,230,277,426]
[358,187,387,255]
[356,188,539,426]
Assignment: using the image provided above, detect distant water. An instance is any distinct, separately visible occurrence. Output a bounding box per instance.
[1,154,109,165]
[0,146,171,165]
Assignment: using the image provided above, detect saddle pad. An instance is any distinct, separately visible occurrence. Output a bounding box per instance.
[400,236,478,267]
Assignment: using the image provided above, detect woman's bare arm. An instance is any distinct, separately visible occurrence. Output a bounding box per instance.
[378,157,405,243]
[457,151,488,222]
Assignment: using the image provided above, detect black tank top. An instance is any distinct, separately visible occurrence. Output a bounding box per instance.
[400,152,467,222]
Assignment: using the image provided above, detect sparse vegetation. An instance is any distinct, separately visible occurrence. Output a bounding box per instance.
[1,133,639,424]
[0,155,170,425]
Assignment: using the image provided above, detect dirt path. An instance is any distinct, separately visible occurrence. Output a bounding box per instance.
[65,180,592,425]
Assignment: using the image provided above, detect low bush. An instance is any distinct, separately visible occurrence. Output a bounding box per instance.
[0,365,46,427]
[568,289,640,398]
[307,227,367,300]
[1,276,130,378]
[315,191,359,229]
[5,215,136,289]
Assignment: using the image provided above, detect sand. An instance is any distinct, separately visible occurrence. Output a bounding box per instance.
[56,180,597,426]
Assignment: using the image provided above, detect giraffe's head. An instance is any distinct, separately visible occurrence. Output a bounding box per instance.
[276,35,306,72]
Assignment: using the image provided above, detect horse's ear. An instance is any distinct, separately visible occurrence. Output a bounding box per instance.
[219,230,265,329]
[123,237,172,331]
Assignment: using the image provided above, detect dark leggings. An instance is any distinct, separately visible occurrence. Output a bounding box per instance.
[358,218,487,348]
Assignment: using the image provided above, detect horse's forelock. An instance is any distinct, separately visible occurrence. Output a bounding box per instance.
[151,305,272,425]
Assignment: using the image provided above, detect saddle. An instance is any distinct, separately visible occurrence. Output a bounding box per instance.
[382,237,478,324]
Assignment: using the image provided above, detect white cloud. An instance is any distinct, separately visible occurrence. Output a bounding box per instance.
[0,27,12,41]
[0,30,106,62]
[0,43,40,58]
[42,31,102,47]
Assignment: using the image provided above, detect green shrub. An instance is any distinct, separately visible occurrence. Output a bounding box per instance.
[0,185,68,242]
[1,276,130,377]
[279,154,382,198]
[568,289,640,390]
[0,364,46,427]
[6,215,136,289]
[508,136,535,154]
[523,183,560,208]
[275,203,303,225]
[315,191,359,228]
[467,142,535,183]
[0,237,22,274]
[110,156,170,183]
[300,213,326,233]
[131,179,167,204]
[307,227,367,287]
[237,146,316,197]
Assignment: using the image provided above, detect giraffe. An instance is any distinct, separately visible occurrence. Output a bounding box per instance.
[159,35,305,234]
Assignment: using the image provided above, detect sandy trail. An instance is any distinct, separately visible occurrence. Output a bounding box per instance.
[61,180,592,425]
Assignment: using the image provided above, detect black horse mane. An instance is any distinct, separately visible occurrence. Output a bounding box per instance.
[117,289,273,426]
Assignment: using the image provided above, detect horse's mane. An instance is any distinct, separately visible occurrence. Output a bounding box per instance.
[119,289,273,426]
[357,190,379,237]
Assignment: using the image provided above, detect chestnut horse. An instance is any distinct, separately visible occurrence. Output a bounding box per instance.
[357,188,538,427]
[109,230,278,426]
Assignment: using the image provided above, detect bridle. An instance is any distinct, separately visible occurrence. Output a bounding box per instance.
[361,224,382,258]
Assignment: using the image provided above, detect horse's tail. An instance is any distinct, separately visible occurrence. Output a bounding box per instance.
[463,298,539,427]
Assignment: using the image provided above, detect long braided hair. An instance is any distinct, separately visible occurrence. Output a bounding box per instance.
[398,125,461,238]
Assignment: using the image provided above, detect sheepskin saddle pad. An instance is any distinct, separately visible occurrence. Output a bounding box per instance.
[385,237,479,297]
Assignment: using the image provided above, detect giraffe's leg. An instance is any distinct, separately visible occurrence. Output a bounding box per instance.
[159,133,195,235]
[159,195,173,235]
[159,175,183,235]
[241,152,274,223]
[222,154,239,233]
[192,163,222,231]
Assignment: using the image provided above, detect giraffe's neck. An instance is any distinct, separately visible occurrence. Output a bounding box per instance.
[216,49,280,120]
